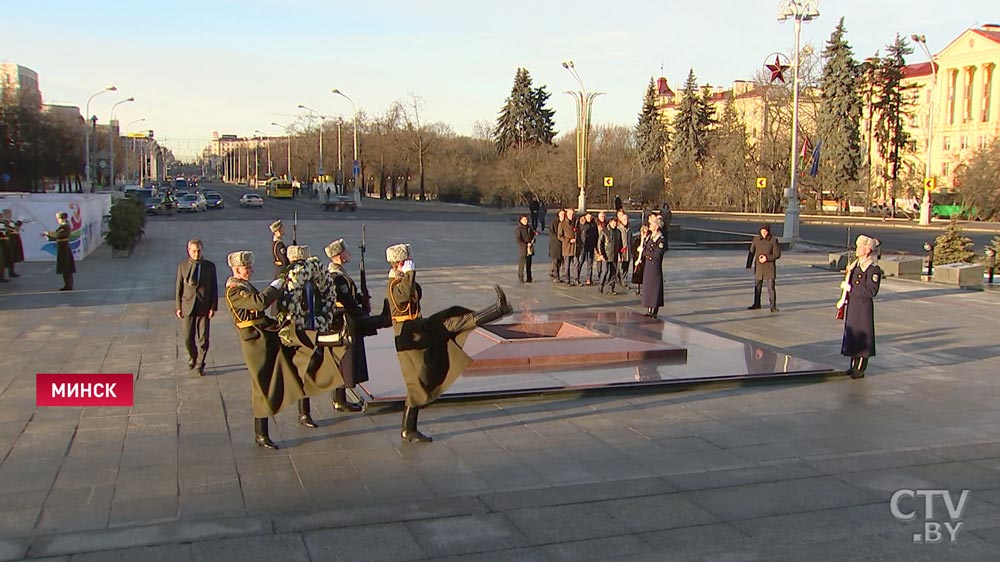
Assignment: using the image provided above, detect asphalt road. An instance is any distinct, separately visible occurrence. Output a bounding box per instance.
[675,215,999,255]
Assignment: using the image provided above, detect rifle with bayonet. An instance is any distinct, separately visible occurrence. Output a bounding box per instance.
[292,210,298,245]
[358,223,372,315]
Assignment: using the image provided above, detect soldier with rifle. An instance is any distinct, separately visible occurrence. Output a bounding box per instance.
[323,226,390,412]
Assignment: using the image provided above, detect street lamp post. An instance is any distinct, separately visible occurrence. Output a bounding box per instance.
[108,97,135,189]
[331,89,361,205]
[125,118,146,185]
[912,33,936,226]
[778,0,819,246]
[297,105,325,178]
[84,86,117,190]
[271,122,292,180]
[561,61,602,213]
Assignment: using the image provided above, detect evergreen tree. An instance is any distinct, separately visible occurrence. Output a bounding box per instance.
[933,218,976,265]
[817,18,864,202]
[706,96,755,210]
[670,69,713,167]
[872,34,914,201]
[635,78,669,173]
[494,68,556,155]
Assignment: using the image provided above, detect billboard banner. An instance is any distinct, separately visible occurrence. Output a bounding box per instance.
[0,193,112,262]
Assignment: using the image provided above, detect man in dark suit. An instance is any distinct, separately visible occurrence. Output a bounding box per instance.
[176,239,218,375]
[746,223,782,313]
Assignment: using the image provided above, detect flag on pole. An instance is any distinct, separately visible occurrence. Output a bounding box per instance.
[798,135,812,177]
[809,141,822,177]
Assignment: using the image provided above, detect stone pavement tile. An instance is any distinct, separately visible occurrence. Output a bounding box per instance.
[178,490,246,520]
[504,450,601,487]
[274,496,485,534]
[424,546,550,562]
[801,449,945,475]
[478,477,675,512]
[835,466,963,501]
[760,475,882,511]
[302,523,426,562]
[664,460,821,491]
[71,543,193,562]
[107,496,179,528]
[35,484,114,534]
[0,539,28,562]
[637,522,749,553]
[25,516,272,559]
[732,503,897,542]
[598,494,720,533]
[686,482,804,521]
[908,461,1000,491]
[191,535,307,562]
[505,503,629,544]
[539,534,653,562]
[0,460,62,494]
[406,513,529,557]
[177,462,240,495]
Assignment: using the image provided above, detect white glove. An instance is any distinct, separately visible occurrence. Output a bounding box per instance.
[835,296,846,309]
[401,259,415,273]
[839,281,852,293]
[269,278,284,289]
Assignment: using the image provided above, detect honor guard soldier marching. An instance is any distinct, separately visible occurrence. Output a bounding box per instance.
[2,209,24,278]
[270,220,289,277]
[325,238,391,412]
[385,243,513,443]
[0,220,8,283]
[43,212,75,291]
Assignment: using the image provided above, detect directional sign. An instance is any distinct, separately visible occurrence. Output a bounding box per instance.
[603,176,614,188]
[756,177,767,189]
[353,160,361,175]
[924,177,936,191]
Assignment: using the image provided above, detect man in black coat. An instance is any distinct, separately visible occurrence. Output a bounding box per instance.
[579,213,598,285]
[528,198,540,231]
[515,215,536,283]
[598,215,623,294]
[746,224,782,312]
[176,239,218,376]
[548,209,565,281]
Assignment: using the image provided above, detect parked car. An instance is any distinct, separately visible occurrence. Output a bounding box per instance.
[239,193,264,208]
[177,194,207,213]
[203,191,224,209]
[322,195,357,212]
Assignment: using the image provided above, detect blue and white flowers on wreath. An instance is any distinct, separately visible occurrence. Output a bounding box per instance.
[277,248,336,333]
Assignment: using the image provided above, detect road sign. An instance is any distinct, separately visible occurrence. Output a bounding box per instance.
[603,177,614,188]
[924,177,936,191]
[353,160,361,175]
[756,177,767,189]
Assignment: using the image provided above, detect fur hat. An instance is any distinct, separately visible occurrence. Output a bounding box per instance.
[227,251,254,268]
[269,219,283,234]
[385,243,411,263]
[56,212,69,220]
[287,245,310,261]
[856,234,878,250]
[325,239,346,259]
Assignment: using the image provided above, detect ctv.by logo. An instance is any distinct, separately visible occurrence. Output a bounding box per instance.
[890,489,970,544]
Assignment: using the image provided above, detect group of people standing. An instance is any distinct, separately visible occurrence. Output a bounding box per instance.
[0,209,25,284]
[516,206,670,318]
[178,219,515,450]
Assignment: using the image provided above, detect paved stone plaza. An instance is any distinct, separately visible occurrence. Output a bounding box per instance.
[1,199,1000,561]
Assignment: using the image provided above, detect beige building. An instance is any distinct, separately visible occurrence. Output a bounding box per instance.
[903,24,1000,190]
[0,63,42,108]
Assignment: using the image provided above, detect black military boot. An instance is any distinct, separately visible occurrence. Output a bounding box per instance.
[332,386,362,412]
[852,357,868,379]
[298,398,318,427]
[254,417,278,449]
[474,285,514,326]
[401,405,432,443]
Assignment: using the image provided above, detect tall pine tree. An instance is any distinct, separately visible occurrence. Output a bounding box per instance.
[670,69,713,167]
[494,68,556,155]
[872,34,914,202]
[635,78,669,173]
[817,17,864,203]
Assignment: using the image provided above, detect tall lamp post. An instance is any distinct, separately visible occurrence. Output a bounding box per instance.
[331,89,362,205]
[125,118,146,185]
[297,105,325,178]
[108,97,135,189]
[561,61,602,213]
[912,33,936,226]
[777,0,819,246]
[271,122,291,180]
[84,85,116,190]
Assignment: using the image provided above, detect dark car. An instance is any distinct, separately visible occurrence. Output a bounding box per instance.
[204,191,224,209]
[322,195,357,212]
[145,196,165,215]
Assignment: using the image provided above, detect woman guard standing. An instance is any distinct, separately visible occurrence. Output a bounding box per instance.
[837,235,882,379]
[385,243,513,443]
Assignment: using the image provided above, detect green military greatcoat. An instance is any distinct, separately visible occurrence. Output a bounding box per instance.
[327,263,371,388]
[387,269,476,407]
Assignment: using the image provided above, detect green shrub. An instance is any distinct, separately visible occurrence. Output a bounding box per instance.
[105,198,146,251]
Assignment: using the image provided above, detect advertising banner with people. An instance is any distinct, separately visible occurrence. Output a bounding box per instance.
[0,193,112,261]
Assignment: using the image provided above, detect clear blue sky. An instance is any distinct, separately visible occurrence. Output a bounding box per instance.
[2,0,993,158]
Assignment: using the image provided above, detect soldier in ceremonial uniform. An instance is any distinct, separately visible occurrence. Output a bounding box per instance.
[270,219,289,277]
[0,221,8,283]
[386,243,513,443]
[43,212,75,291]
[2,209,24,277]
[746,223,781,312]
[324,239,390,412]
[837,235,882,379]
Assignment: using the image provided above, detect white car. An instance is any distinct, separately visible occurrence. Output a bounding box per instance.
[176,194,207,213]
[239,193,264,208]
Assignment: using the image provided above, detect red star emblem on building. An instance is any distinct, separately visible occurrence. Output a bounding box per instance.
[766,55,789,83]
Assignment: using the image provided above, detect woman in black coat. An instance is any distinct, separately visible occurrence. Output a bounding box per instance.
[837,235,882,379]
[515,215,536,283]
[640,215,666,317]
